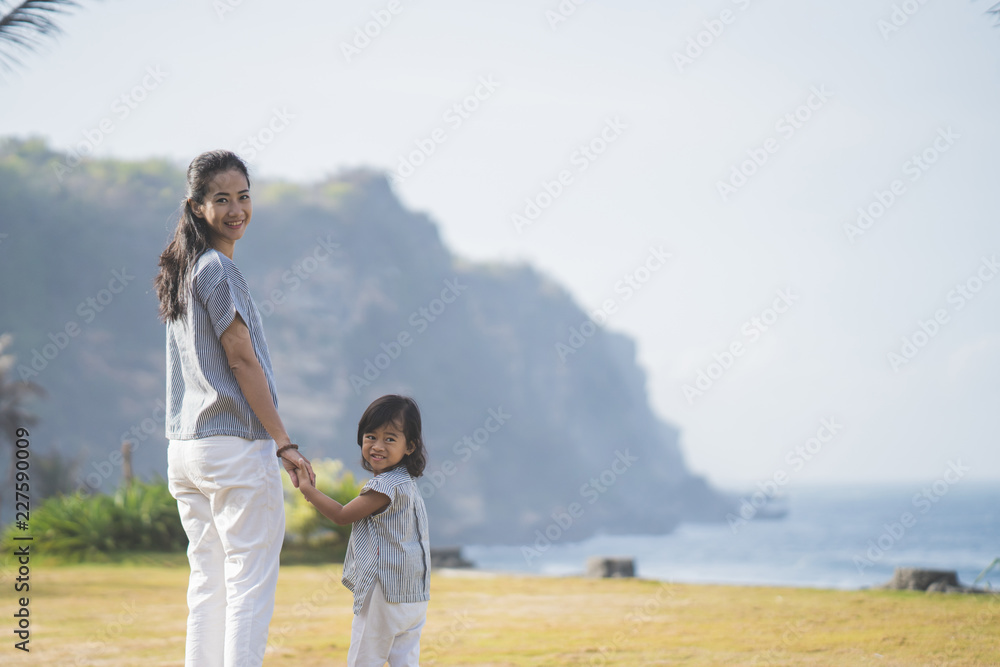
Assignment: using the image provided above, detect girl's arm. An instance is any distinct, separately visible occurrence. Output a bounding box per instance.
[297,466,390,525]
[220,313,315,487]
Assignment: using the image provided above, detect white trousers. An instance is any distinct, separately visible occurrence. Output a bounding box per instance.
[349,581,428,667]
[167,436,285,667]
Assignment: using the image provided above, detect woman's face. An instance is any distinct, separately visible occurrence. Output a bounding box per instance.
[192,169,252,258]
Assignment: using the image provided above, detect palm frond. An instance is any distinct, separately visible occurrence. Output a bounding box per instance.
[983,0,1000,24]
[0,0,80,71]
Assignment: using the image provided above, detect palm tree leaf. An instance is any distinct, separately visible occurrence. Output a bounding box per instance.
[0,0,80,70]
[982,1,1000,23]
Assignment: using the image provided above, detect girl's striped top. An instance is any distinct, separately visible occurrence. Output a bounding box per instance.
[165,249,277,441]
[342,465,431,614]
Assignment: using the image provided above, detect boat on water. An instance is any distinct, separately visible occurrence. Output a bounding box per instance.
[754,491,789,520]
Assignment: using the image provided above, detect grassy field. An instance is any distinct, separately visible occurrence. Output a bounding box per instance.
[2,557,999,666]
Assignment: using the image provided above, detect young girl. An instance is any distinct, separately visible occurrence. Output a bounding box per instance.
[296,395,431,666]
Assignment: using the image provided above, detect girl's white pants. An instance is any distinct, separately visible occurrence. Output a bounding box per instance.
[349,581,428,666]
[167,436,285,667]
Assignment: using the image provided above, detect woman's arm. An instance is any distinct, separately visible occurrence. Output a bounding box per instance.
[298,469,390,525]
[220,313,315,487]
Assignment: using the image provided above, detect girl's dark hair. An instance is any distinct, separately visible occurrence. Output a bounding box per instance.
[357,395,427,478]
[154,150,250,321]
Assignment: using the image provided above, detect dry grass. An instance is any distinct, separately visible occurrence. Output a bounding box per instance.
[2,559,999,666]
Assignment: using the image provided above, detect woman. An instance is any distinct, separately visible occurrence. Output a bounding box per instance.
[154,150,315,666]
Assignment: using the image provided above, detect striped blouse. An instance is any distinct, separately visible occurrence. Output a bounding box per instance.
[165,249,277,440]
[342,466,431,614]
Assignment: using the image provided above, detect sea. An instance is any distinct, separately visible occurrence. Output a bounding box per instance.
[463,482,1000,590]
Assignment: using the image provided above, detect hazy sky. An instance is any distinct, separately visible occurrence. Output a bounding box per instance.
[3,0,999,488]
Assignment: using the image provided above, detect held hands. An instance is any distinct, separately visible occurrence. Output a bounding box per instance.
[280,446,316,489]
[295,460,315,493]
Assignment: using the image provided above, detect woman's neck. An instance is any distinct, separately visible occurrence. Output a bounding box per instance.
[211,240,235,259]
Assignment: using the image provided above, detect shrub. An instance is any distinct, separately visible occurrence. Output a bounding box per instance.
[1,478,187,561]
[1,460,367,563]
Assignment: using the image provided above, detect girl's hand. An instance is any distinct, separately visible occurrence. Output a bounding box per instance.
[280,448,316,488]
[296,461,315,492]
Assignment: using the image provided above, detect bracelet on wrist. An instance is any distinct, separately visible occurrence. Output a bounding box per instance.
[276,443,299,458]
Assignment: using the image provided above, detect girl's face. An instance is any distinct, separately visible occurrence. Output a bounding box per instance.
[362,420,414,475]
[192,169,252,258]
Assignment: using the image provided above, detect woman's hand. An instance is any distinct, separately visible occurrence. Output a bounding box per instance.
[280,448,315,488]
